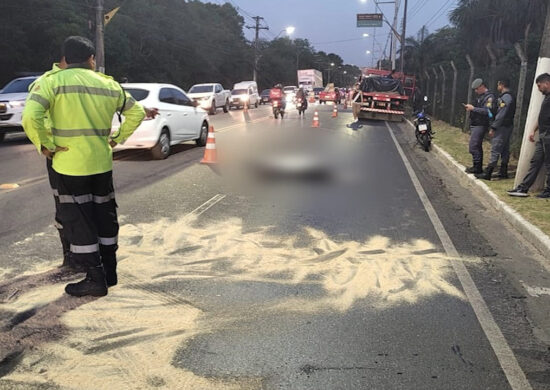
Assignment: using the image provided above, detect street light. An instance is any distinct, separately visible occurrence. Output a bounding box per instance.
[366,50,371,54]
[274,26,295,39]
[363,33,369,37]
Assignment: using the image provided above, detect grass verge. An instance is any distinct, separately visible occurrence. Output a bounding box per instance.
[432,120,550,238]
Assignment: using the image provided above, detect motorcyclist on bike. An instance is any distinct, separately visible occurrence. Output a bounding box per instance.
[295,86,308,112]
[269,83,286,110]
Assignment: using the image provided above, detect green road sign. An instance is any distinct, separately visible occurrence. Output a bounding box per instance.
[357,13,383,28]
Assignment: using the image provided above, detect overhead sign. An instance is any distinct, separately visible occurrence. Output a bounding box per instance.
[357,13,383,28]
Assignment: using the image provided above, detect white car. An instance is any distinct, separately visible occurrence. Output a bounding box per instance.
[187,83,230,115]
[112,83,210,160]
[283,85,298,103]
[0,76,39,142]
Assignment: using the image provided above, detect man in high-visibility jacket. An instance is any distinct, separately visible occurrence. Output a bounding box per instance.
[22,36,145,297]
[27,58,82,271]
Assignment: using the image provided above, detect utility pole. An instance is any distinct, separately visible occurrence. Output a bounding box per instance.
[390,0,400,70]
[399,0,408,74]
[515,3,550,190]
[246,16,268,82]
[95,0,105,73]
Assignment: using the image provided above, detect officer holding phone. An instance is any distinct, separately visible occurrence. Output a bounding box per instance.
[464,78,496,174]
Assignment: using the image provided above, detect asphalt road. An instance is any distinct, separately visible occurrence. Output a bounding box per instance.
[0,104,549,389]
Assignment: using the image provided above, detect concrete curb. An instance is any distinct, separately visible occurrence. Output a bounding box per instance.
[405,119,550,260]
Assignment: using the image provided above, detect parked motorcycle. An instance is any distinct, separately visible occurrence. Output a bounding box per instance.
[414,96,433,152]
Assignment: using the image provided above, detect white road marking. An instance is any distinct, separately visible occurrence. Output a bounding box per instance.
[520,281,550,297]
[385,121,532,390]
[186,193,226,219]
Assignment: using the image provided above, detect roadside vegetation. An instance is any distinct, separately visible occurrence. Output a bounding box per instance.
[0,0,361,91]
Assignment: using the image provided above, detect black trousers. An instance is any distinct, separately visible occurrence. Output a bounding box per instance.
[519,136,550,192]
[55,169,119,269]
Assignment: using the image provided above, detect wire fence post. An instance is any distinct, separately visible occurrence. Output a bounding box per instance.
[464,54,475,133]
[513,42,528,147]
[450,60,458,127]
[439,64,446,120]
[432,67,438,117]
[486,44,497,90]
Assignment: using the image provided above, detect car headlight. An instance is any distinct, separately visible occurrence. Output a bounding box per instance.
[202,97,211,101]
[9,100,25,108]
[240,95,249,101]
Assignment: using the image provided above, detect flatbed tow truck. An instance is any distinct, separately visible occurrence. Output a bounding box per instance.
[357,68,416,122]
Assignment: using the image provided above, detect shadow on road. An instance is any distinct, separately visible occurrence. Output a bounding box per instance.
[113,144,198,162]
[0,269,99,379]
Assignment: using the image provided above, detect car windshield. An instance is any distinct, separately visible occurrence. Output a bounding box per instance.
[261,89,270,95]
[124,88,149,101]
[232,89,247,95]
[313,88,323,92]
[189,85,213,93]
[1,78,37,94]
[283,87,295,92]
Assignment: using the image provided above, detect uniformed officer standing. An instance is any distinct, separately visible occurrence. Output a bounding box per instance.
[476,79,516,180]
[464,79,496,174]
[27,59,81,271]
[22,36,145,297]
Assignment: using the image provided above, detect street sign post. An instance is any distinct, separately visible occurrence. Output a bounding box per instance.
[357,13,383,28]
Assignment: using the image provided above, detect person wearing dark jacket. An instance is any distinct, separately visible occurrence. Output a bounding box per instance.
[476,79,516,180]
[508,73,550,198]
[464,78,497,174]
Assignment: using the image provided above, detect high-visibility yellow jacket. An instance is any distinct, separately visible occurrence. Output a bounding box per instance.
[28,63,61,136]
[22,66,145,176]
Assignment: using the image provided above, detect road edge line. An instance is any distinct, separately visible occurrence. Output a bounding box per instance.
[386,121,532,390]
[405,118,550,270]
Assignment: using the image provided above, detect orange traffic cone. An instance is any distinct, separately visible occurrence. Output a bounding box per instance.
[332,104,338,118]
[312,110,320,127]
[200,126,218,165]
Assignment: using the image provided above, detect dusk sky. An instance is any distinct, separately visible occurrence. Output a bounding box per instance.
[208,0,457,67]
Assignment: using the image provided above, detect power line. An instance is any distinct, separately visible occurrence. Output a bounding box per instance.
[423,0,455,26]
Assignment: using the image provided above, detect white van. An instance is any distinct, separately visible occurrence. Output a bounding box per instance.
[230,81,259,109]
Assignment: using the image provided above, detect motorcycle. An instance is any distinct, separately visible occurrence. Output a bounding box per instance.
[296,97,308,116]
[414,109,432,152]
[272,98,285,119]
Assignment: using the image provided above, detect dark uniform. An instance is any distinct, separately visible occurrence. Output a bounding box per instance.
[468,90,496,173]
[479,91,516,179]
[513,94,550,195]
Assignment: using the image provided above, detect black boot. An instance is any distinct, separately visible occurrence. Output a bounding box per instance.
[475,164,495,180]
[466,162,483,174]
[65,266,108,297]
[496,163,509,179]
[102,257,118,287]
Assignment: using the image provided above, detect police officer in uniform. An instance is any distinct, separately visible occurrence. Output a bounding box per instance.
[23,36,145,297]
[464,79,496,174]
[476,79,516,180]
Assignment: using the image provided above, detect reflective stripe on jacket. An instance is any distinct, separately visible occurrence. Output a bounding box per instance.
[22,66,145,176]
